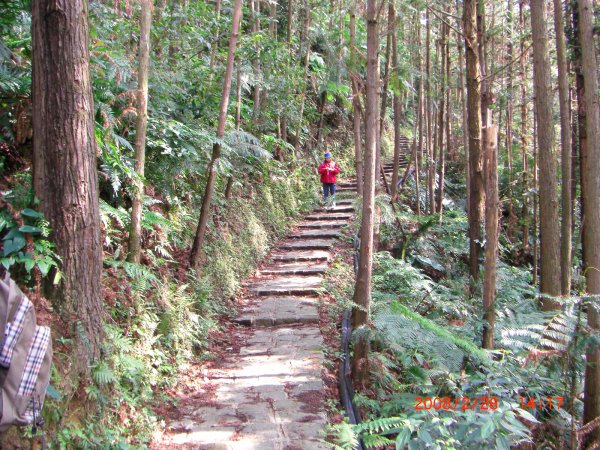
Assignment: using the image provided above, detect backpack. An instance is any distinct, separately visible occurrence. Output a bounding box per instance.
[0,272,52,438]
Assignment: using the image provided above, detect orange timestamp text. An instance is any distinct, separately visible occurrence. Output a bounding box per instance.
[414,396,499,411]
[520,396,564,410]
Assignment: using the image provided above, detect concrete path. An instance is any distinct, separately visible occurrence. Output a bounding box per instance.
[159,182,356,450]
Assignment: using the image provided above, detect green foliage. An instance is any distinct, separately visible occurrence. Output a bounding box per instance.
[0,200,61,284]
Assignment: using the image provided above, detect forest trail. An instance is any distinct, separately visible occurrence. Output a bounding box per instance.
[156,184,357,450]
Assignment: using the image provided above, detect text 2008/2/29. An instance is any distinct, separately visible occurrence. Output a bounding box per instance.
[414,396,499,411]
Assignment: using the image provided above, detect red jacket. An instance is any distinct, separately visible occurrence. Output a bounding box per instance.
[318,161,340,184]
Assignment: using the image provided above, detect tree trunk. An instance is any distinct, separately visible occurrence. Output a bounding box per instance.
[190,0,243,271]
[530,0,561,309]
[390,25,401,202]
[287,0,293,54]
[520,0,530,254]
[436,18,448,215]
[533,114,539,287]
[415,15,423,216]
[578,0,600,441]
[456,0,469,218]
[505,0,517,241]
[377,0,393,182]
[352,0,379,389]
[251,0,261,121]
[553,0,572,296]
[350,0,363,195]
[482,125,498,349]
[128,0,153,264]
[32,0,104,370]
[294,2,311,154]
[425,6,434,215]
[464,0,484,288]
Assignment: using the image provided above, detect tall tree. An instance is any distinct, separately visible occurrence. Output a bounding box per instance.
[32,0,103,369]
[435,16,449,214]
[482,125,498,349]
[390,26,401,203]
[190,0,243,271]
[553,0,572,296]
[530,0,561,310]
[578,0,600,441]
[349,0,364,196]
[463,0,484,288]
[128,0,153,263]
[352,0,379,388]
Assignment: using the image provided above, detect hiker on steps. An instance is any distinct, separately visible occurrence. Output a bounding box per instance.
[318,152,340,209]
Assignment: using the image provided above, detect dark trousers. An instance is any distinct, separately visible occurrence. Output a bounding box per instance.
[322,183,336,202]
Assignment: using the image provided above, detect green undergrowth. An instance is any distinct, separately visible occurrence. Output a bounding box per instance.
[2,163,319,448]
[329,204,590,450]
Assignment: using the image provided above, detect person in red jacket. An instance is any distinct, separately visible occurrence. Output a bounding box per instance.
[318,152,340,208]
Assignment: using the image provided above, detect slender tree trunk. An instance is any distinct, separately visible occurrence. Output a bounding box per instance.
[269,0,277,38]
[377,0,393,181]
[294,2,311,154]
[533,110,539,287]
[482,125,498,349]
[32,0,103,369]
[425,5,432,213]
[520,0,530,254]
[578,0,600,441]
[251,0,261,121]
[456,1,469,217]
[436,18,448,214]
[350,0,363,195]
[287,0,293,54]
[352,0,379,389]
[391,23,401,202]
[416,15,423,216]
[505,0,517,241]
[531,0,561,309]
[128,0,153,264]
[190,0,242,270]
[553,0,573,296]
[464,0,484,288]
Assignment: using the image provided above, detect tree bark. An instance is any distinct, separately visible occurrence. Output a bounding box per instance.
[350,0,363,195]
[251,0,261,121]
[463,0,484,288]
[32,0,104,370]
[436,17,449,214]
[577,0,600,441]
[190,0,242,270]
[390,21,401,202]
[530,0,561,309]
[520,0,530,254]
[553,0,572,296]
[352,0,379,389]
[128,0,153,264]
[505,0,517,241]
[416,14,423,216]
[294,1,311,154]
[482,125,498,349]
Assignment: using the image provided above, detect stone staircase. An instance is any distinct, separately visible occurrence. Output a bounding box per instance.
[161,188,357,449]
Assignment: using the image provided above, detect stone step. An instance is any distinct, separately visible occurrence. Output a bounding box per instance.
[336,187,356,192]
[278,239,335,250]
[260,262,328,275]
[234,296,319,326]
[297,220,347,229]
[304,213,353,221]
[313,205,354,213]
[289,229,342,239]
[270,250,330,262]
[247,276,323,296]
